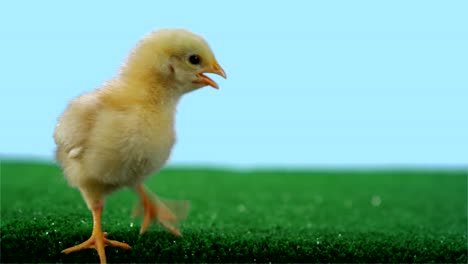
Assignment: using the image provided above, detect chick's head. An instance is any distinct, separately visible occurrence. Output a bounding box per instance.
[122,29,226,94]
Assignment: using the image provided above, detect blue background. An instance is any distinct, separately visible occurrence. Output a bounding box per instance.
[1,1,466,166]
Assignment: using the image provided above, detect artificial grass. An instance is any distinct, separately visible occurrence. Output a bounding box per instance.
[1,160,467,263]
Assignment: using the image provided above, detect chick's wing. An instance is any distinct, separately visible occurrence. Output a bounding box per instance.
[54,91,101,162]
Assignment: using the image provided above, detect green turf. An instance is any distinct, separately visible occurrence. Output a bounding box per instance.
[1,160,467,263]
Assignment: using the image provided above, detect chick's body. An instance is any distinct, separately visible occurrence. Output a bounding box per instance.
[54,29,226,264]
[55,80,177,197]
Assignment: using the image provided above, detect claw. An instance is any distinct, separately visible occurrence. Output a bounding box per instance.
[62,229,131,264]
[135,185,190,236]
[62,203,131,264]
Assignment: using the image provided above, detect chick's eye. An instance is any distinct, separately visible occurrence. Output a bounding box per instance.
[188,55,201,65]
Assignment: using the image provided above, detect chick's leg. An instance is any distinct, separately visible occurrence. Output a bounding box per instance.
[133,184,189,236]
[62,195,131,264]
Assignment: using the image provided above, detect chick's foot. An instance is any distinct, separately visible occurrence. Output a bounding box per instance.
[133,185,189,236]
[62,231,130,263]
[62,203,130,264]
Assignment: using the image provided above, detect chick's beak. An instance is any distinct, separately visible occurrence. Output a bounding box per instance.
[198,61,226,89]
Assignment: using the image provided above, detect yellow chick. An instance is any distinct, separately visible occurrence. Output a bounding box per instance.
[53,28,226,263]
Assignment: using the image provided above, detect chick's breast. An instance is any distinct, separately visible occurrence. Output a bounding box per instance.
[82,104,176,188]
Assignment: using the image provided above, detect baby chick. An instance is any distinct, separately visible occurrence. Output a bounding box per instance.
[53,28,226,263]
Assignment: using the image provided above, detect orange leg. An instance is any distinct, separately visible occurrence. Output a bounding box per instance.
[134,184,189,237]
[62,202,131,264]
